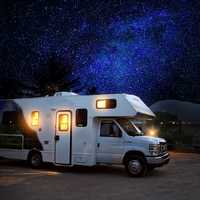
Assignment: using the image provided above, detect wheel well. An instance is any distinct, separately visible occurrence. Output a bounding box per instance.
[27,149,42,161]
[123,151,146,164]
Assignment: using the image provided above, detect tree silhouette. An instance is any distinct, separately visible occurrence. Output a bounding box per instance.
[0,54,83,99]
[0,77,27,99]
[31,54,82,96]
[87,86,97,95]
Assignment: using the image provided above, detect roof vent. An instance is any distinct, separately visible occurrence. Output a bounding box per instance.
[54,92,78,96]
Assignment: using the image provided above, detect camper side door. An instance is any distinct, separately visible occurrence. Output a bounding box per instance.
[55,110,72,165]
[96,119,125,164]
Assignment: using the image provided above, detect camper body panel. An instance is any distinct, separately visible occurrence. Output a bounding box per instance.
[15,98,56,163]
[0,96,98,166]
[15,98,70,164]
[0,149,29,160]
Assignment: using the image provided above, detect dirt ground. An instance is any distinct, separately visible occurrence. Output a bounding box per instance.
[0,152,200,200]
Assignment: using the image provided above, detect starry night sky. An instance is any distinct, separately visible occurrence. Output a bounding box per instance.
[0,0,200,105]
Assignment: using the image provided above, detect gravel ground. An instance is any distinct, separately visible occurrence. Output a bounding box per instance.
[0,152,200,200]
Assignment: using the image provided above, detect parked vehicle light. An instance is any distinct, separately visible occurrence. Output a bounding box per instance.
[147,128,158,136]
[149,144,161,156]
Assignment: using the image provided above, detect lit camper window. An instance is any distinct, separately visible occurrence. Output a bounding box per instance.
[96,99,117,109]
[31,111,39,126]
[58,114,69,131]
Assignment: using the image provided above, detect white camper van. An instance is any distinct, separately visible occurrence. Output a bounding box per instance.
[0,92,169,177]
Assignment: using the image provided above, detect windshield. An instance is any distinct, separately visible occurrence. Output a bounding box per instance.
[117,118,143,137]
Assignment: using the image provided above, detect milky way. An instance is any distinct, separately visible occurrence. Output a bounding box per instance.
[0,0,200,104]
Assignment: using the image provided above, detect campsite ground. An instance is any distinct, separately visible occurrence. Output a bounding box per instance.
[0,152,200,200]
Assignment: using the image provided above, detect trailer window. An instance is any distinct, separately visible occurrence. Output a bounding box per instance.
[31,111,40,126]
[2,111,19,127]
[96,99,117,109]
[100,121,122,137]
[76,109,87,127]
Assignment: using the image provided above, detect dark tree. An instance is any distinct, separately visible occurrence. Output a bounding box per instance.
[31,54,82,96]
[0,54,83,99]
[0,77,26,99]
[87,86,97,95]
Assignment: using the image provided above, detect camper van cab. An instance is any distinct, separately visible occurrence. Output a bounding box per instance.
[0,93,169,177]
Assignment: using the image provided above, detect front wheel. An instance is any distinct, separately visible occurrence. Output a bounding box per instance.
[125,155,147,177]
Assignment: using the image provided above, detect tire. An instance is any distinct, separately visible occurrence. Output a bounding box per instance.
[125,155,147,177]
[28,152,42,168]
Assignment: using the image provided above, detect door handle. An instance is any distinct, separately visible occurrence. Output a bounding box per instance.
[97,143,100,148]
[55,135,60,141]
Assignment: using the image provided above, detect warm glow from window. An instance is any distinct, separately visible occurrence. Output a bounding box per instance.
[96,99,117,109]
[31,111,39,126]
[58,114,69,131]
[96,100,106,109]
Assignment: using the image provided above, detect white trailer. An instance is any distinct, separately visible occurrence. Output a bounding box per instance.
[0,92,169,176]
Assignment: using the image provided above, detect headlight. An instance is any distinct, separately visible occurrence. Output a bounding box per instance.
[149,144,160,156]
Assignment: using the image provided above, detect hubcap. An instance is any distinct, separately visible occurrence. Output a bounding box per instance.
[128,160,142,175]
[31,155,41,166]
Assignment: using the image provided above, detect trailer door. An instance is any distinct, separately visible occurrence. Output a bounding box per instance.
[55,111,72,165]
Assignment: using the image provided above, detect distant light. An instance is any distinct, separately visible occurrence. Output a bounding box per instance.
[149,130,155,136]
[147,128,158,137]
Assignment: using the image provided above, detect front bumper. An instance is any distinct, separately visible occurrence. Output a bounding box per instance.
[146,153,170,168]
